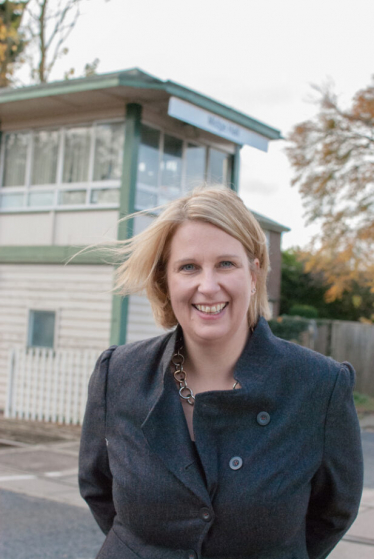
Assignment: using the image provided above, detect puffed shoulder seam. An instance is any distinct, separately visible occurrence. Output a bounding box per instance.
[100,345,118,362]
[321,361,355,458]
[97,345,117,439]
[340,361,356,390]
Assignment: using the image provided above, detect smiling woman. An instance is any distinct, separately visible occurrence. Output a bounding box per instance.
[79,185,363,559]
[166,221,256,356]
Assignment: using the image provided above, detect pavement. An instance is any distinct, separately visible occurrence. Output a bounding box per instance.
[0,412,374,558]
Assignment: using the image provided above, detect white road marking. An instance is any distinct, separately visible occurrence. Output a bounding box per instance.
[45,468,78,477]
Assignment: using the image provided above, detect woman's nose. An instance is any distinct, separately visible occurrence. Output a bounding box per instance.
[197,270,220,294]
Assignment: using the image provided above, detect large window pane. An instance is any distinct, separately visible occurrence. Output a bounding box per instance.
[159,134,183,204]
[161,134,183,187]
[135,189,158,210]
[3,132,28,186]
[208,148,230,185]
[59,190,86,205]
[136,125,160,209]
[63,127,91,183]
[28,310,55,348]
[32,130,59,185]
[137,125,160,187]
[185,143,206,190]
[94,122,124,181]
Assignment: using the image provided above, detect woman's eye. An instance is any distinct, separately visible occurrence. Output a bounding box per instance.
[181,263,196,271]
[220,261,234,268]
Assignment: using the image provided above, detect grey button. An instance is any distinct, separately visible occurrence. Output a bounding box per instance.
[229,456,243,470]
[199,507,212,522]
[187,552,197,559]
[257,411,270,426]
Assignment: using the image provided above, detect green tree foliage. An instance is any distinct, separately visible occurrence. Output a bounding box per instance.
[0,0,28,87]
[287,80,374,301]
[281,249,374,322]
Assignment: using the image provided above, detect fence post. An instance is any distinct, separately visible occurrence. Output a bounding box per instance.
[326,320,333,356]
[5,349,16,418]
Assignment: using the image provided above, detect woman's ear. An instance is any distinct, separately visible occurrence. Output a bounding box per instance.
[251,258,260,286]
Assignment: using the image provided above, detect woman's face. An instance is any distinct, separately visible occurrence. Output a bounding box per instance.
[166,220,258,348]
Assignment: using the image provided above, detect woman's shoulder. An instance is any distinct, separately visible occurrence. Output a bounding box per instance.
[271,329,355,388]
[107,329,175,367]
[255,318,355,388]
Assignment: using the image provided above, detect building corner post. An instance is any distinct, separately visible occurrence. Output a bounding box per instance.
[110,103,142,346]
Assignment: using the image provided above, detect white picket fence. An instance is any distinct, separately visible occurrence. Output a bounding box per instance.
[5,347,100,425]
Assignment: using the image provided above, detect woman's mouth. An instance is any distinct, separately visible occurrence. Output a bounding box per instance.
[192,303,228,315]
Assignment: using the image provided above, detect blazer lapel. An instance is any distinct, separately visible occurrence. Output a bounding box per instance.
[141,328,211,506]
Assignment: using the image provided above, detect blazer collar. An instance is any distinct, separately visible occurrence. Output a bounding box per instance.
[233,316,280,390]
[157,317,279,386]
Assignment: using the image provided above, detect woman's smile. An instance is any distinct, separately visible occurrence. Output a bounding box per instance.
[192,302,228,315]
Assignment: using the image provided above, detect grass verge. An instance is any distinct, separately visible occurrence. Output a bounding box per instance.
[354,392,374,414]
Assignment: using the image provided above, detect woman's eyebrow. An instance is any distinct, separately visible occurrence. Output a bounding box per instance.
[173,258,197,266]
[173,254,241,266]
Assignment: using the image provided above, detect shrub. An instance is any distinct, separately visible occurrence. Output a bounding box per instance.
[289,304,319,319]
[268,315,312,343]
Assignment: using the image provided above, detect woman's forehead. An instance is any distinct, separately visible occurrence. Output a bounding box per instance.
[168,221,246,257]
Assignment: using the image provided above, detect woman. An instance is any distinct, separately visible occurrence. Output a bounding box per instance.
[79,186,363,559]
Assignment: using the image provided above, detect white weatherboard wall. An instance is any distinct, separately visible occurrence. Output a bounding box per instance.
[126,213,168,343]
[0,263,113,409]
[126,294,166,343]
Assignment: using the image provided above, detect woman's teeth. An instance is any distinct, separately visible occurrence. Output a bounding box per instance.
[195,303,227,314]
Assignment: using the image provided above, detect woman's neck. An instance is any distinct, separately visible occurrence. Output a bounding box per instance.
[182,329,249,389]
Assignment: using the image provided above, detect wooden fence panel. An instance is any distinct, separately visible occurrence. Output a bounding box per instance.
[329,321,374,395]
[269,317,374,396]
[5,347,99,424]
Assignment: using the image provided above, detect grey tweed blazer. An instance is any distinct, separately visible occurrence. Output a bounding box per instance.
[79,317,363,559]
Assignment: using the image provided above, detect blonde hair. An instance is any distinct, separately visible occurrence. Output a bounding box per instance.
[113,185,271,329]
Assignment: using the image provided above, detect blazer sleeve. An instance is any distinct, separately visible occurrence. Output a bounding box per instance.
[306,362,364,559]
[78,346,117,535]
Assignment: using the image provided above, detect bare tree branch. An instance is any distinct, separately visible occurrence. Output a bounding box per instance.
[23,0,82,82]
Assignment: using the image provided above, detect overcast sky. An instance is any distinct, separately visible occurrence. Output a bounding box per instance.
[49,0,374,249]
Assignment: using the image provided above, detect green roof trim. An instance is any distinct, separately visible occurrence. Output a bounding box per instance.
[0,67,282,141]
[0,74,121,103]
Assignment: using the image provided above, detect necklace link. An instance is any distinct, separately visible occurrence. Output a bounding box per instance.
[172,346,239,406]
[173,348,195,405]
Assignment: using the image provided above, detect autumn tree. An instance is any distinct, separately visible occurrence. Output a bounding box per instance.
[287,79,374,302]
[0,0,28,87]
[280,249,374,323]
